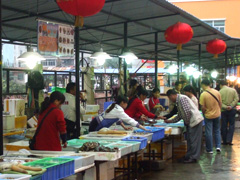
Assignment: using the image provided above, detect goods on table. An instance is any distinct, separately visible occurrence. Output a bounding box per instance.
[11,164,42,174]
[97,128,128,136]
[79,142,119,152]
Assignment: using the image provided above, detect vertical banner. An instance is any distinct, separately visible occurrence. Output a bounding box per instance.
[38,20,74,56]
[38,21,58,56]
[58,24,74,56]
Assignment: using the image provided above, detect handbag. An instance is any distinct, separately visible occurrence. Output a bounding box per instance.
[29,107,57,150]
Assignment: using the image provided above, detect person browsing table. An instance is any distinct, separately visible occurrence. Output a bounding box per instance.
[89,95,149,132]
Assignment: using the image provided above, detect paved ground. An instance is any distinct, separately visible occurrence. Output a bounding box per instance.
[140,129,240,180]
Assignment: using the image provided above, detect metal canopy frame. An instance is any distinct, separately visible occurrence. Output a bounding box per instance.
[2,0,240,69]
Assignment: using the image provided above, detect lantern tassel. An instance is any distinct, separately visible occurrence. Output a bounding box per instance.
[177,44,182,51]
[214,54,218,58]
[75,16,84,27]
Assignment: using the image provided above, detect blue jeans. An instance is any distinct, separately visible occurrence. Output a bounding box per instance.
[205,116,221,152]
[221,109,236,143]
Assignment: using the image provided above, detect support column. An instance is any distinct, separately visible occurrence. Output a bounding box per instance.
[225,48,228,79]
[75,26,80,137]
[177,50,180,81]
[155,32,158,87]
[198,44,201,98]
[123,22,128,95]
[0,0,3,155]
[81,52,84,90]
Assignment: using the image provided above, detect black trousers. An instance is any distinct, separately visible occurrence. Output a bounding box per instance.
[65,119,78,140]
[89,118,99,132]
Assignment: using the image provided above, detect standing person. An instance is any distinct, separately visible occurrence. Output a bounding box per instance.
[219,80,239,145]
[34,91,67,151]
[183,85,198,108]
[148,88,164,115]
[165,89,203,163]
[174,81,183,94]
[61,83,86,140]
[127,79,139,98]
[89,95,149,132]
[200,79,222,153]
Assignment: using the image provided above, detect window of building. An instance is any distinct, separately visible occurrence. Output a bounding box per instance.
[41,60,56,66]
[203,19,225,33]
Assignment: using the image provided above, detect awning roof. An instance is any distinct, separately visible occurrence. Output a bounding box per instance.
[2,0,240,69]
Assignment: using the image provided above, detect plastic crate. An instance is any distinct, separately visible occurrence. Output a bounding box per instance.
[37,158,74,179]
[58,156,83,170]
[30,174,42,180]
[114,141,141,153]
[51,87,66,93]
[0,174,31,180]
[135,127,165,142]
[122,136,147,150]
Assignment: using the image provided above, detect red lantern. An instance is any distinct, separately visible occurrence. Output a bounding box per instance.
[165,22,193,50]
[56,0,105,27]
[206,39,227,58]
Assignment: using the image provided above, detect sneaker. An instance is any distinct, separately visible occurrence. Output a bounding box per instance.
[216,148,221,153]
[206,151,213,154]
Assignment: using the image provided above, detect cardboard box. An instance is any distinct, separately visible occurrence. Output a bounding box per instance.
[3,115,15,131]
[4,99,26,116]
[15,115,27,129]
[82,114,98,122]
[27,116,38,128]
[86,105,100,114]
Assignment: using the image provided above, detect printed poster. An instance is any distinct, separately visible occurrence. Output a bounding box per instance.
[58,24,74,56]
[38,20,74,56]
[38,21,58,55]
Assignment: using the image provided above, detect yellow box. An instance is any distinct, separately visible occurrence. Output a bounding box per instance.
[5,141,30,151]
[15,115,27,129]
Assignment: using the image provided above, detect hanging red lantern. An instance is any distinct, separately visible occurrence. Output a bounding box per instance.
[56,0,105,27]
[206,39,227,58]
[164,22,193,50]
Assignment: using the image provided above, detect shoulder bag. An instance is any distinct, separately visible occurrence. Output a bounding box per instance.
[29,107,57,150]
[205,90,221,108]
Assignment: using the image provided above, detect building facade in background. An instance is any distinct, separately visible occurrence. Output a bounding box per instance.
[169,0,240,38]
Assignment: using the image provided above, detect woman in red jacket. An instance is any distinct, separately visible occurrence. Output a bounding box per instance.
[125,86,165,121]
[34,91,67,151]
[148,88,164,115]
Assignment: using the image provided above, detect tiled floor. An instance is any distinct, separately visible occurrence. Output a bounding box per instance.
[140,129,240,180]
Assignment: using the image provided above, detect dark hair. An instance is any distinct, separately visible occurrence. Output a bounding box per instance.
[137,86,148,96]
[201,79,211,86]
[106,95,129,113]
[66,83,76,93]
[166,89,178,96]
[183,85,197,97]
[127,86,148,108]
[152,88,160,93]
[40,91,65,114]
[219,80,227,86]
[175,81,181,86]
[129,79,138,88]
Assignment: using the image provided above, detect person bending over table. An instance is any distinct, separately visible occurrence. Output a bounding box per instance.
[89,95,148,132]
[125,86,165,121]
[164,89,203,163]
